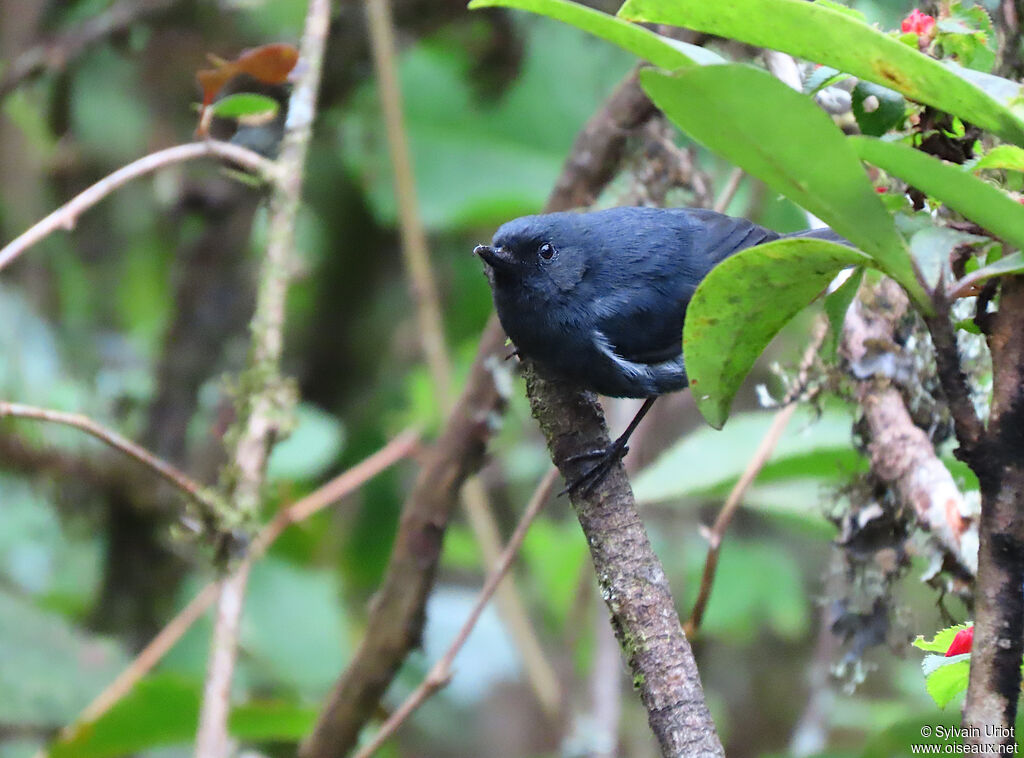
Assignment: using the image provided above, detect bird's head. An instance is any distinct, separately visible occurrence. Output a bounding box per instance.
[474,212,590,298]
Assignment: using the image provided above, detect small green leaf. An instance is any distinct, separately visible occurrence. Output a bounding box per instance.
[803,65,845,95]
[823,267,863,357]
[949,250,1024,298]
[913,623,971,653]
[209,93,279,119]
[851,80,905,137]
[683,237,871,428]
[974,144,1024,173]
[851,136,1024,252]
[617,0,1024,145]
[923,655,971,708]
[267,403,344,482]
[467,0,720,70]
[639,65,925,305]
[208,94,280,120]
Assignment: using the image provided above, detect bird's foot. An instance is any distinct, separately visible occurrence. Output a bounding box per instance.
[560,438,630,497]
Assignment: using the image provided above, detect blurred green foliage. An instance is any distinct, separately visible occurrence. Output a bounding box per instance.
[0,0,991,756]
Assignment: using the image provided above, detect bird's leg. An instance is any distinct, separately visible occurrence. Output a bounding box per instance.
[561,396,657,497]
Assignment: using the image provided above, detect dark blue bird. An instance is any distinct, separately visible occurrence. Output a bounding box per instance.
[474,206,844,494]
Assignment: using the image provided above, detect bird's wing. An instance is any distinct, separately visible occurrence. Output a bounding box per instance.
[589,209,784,385]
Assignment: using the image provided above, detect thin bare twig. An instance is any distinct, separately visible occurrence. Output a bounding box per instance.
[194,1,331,756]
[0,0,178,100]
[351,467,560,758]
[0,401,215,516]
[365,0,451,408]
[249,428,420,555]
[79,581,221,725]
[0,141,277,274]
[51,429,418,743]
[684,319,827,638]
[713,167,745,214]
[363,0,560,714]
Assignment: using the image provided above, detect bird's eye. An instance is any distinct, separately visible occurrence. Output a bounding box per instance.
[538,242,555,260]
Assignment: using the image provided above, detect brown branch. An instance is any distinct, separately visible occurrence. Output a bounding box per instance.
[547,66,658,211]
[0,0,178,100]
[194,2,331,756]
[0,141,277,273]
[963,275,1024,745]
[350,468,559,758]
[301,67,658,758]
[0,401,217,516]
[684,319,827,639]
[841,280,975,575]
[923,299,985,454]
[525,366,723,757]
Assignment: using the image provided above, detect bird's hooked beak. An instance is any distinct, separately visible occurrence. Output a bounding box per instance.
[474,244,517,271]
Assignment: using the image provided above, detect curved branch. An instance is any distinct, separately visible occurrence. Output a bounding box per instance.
[0,0,178,100]
[0,141,277,273]
[0,401,216,516]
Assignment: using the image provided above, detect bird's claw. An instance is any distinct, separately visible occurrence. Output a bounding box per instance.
[559,442,630,497]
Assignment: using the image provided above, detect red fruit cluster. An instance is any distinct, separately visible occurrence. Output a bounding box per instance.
[901,8,937,38]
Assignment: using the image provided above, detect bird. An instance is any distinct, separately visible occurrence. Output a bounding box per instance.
[474,205,846,495]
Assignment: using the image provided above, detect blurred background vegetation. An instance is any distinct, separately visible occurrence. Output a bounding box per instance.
[0,0,984,756]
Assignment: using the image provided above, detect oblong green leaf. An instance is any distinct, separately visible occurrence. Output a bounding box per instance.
[210,93,279,119]
[639,65,926,306]
[973,144,1024,173]
[683,237,871,428]
[618,0,1024,145]
[851,136,1024,251]
[467,0,720,70]
[50,674,319,758]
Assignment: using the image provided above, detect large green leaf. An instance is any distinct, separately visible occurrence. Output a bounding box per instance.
[683,237,870,428]
[851,136,1024,252]
[0,590,128,725]
[468,0,722,69]
[639,65,924,307]
[618,0,1024,145]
